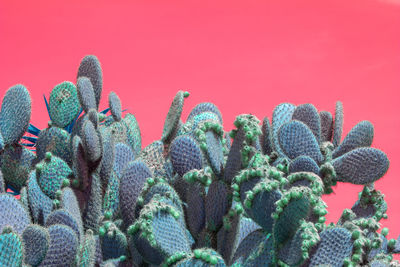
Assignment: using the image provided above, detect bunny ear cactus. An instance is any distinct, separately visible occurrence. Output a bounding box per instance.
[76,229,97,267]
[0,144,36,192]
[332,101,344,148]
[161,90,190,145]
[319,110,333,143]
[0,56,399,266]
[48,81,81,129]
[127,198,192,265]
[35,126,72,165]
[108,92,122,122]
[0,193,31,234]
[35,152,72,199]
[0,227,24,267]
[27,171,54,224]
[77,55,103,110]
[0,84,31,145]
[22,224,50,266]
[39,224,79,266]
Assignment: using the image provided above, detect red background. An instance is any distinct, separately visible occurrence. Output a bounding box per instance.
[1,0,399,251]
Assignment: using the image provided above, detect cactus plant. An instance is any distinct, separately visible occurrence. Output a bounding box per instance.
[0,55,398,267]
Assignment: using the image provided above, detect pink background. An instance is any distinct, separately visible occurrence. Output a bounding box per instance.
[1,0,399,250]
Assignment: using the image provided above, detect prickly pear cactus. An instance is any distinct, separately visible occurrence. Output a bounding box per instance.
[0,55,398,267]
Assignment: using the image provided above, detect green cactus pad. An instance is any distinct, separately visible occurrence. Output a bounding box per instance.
[49,81,80,128]
[35,126,72,165]
[0,228,24,267]
[0,144,35,191]
[36,154,72,199]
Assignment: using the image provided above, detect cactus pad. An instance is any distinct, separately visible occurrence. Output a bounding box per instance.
[22,224,49,266]
[0,193,31,234]
[109,91,122,122]
[0,84,31,145]
[0,228,24,267]
[77,55,103,109]
[40,224,79,266]
[49,81,80,128]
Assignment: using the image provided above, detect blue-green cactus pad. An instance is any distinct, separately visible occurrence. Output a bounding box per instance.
[169,135,203,177]
[261,117,273,155]
[35,126,72,165]
[289,155,320,175]
[45,209,82,242]
[332,120,374,159]
[292,104,321,144]
[161,91,185,143]
[108,91,122,122]
[77,230,96,267]
[100,225,128,261]
[319,111,333,143]
[273,187,313,247]
[77,55,103,109]
[103,170,121,217]
[0,193,31,234]
[187,102,223,125]
[36,154,72,199]
[121,113,142,156]
[272,103,296,156]
[309,227,353,267]
[332,147,389,184]
[0,84,31,145]
[113,142,135,178]
[140,141,171,180]
[49,81,80,128]
[278,120,323,164]
[332,101,343,148]
[27,171,53,224]
[40,224,79,267]
[22,224,49,266]
[119,160,152,227]
[61,187,83,235]
[0,229,24,267]
[205,180,230,231]
[204,131,224,176]
[77,77,97,113]
[245,181,282,232]
[0,144,35,191]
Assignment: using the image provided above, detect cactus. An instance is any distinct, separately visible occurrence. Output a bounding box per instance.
[0,170,4,193]
[0,84,31,145]
[77,55,103,109]
[27,171,54,224]
[35,126,72,165]
[39,224,79,266]
[35,152,72,199]
[0,144,36,191]
[161,91,189,144]
[22,224,49,266]
[45,209,82,242]
[0,55,398,267]
[48,81,81,128]
[0,227,24,267]
[0,193,31,234]
[76,229,97,267]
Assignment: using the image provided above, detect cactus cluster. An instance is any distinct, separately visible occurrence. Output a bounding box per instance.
[0,55,399,267]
